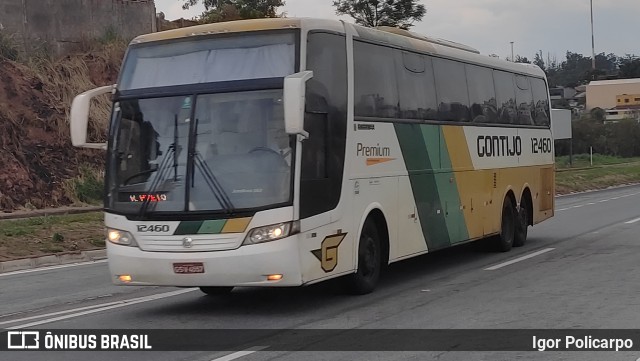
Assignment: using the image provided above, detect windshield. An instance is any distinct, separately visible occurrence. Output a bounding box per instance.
[106,89,293,216]
[119,32,296,90]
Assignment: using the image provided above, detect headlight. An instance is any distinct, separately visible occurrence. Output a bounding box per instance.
[243,221,298,245]
[106,228,138,247]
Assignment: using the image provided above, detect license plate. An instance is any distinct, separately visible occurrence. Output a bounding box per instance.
[173,263,204,274]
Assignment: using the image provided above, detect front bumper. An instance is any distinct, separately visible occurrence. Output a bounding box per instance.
[107,235,303,287]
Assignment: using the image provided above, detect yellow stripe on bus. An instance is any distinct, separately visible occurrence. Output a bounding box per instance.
[221,217,253,234]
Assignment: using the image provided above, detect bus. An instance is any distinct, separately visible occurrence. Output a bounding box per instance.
[70,18,554,296]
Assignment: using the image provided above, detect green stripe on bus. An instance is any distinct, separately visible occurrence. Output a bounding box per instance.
[438,127,470,244]
[394,123,451,250]
[198,220,226,234]
[174,221,203,235]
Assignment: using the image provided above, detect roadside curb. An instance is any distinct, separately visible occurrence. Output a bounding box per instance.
[0,249,107,274]
[0,206,102,221]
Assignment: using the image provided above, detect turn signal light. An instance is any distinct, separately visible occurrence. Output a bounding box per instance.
[267,274,283,281]
[118,275,132,283]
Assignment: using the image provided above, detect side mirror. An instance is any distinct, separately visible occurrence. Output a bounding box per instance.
[283,71,313,139]
[70,85,115,149]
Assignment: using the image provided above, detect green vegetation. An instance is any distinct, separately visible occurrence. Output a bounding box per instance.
[333,0,426,30]
[555,154,640,194]
[556,154,640,169]
[0,212,104,260]
[0,30,19,61]
[63,166,104,205]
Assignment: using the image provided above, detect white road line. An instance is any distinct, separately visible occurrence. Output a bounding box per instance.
[0,301,122,326]
[484,248,555,271]
[556,208,569,212]
[211,346,269,361]
[0,260,108,277]
[598,200,608,203]
[625,217,640,224]
[6,289,196,329]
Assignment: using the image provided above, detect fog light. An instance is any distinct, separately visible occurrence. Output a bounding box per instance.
[118,275,132,283]
[267,274,283,281]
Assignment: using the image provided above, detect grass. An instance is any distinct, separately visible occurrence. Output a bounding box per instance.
[0,30,19,61]
[556,154,640,169]
[63,166,104,205]
[555,154,640,194]
[0,212,104,261]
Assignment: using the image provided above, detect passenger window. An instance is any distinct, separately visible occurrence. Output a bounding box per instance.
[354,41,399,118]
[466,64,497,123]
[515,75,534,125]
[530,77,550,127]
[433,58,470,122]
[494,71,517,124]
[396,51,438,120]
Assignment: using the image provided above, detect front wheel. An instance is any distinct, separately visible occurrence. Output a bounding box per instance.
[199,286,234,296]
[495,198,516,252]
[345,221,382,295]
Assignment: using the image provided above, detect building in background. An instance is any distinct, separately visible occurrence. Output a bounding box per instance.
[586,79,640,110]
[0,0,156,56]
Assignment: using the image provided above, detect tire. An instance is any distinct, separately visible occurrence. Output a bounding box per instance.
[514,197,530,247]
[199,286,234,296]
[345,221,382,295]
[495,198,516,252]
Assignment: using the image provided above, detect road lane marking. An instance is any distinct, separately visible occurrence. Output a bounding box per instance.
[625,217,640,224]
[555,191,640,212]
[484,248,555,271]
[0,260,108,277]
[6,289,197,329]
[0,302,122,325]
[211,346,269,361]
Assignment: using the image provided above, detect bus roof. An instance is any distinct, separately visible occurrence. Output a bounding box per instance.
[132,17,545,79]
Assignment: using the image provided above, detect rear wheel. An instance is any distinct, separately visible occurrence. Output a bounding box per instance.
[514,197,530,247]
[345,221,382,295]
[495,198,516,252]
[199,286,234,296]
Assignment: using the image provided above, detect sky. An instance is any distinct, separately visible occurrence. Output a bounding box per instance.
[154,0,638,62]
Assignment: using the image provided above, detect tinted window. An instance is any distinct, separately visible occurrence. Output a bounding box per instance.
[433,58,470,122]
[466,64,497,123]
[494,71,517,124]
[515,75,534,125]
[302,32,348,218]
[354,41,399,118]
[530,77,550,127]
[397,51,438,120]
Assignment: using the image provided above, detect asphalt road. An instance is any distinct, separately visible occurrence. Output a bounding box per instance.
[3,185,640,360]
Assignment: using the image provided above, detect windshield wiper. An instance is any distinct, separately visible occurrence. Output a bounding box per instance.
[189,118,235,214]
[194,151,235,214]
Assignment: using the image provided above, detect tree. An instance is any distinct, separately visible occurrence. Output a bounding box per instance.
[533,50,545,71]
[619,55,640,79]
[182,0,285,22]
[333,0,426,30]
[514,55,531,64]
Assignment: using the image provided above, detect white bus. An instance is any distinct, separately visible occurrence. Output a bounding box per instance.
[70,18,554,295]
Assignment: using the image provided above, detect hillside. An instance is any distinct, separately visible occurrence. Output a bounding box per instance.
[0,44,125,212]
